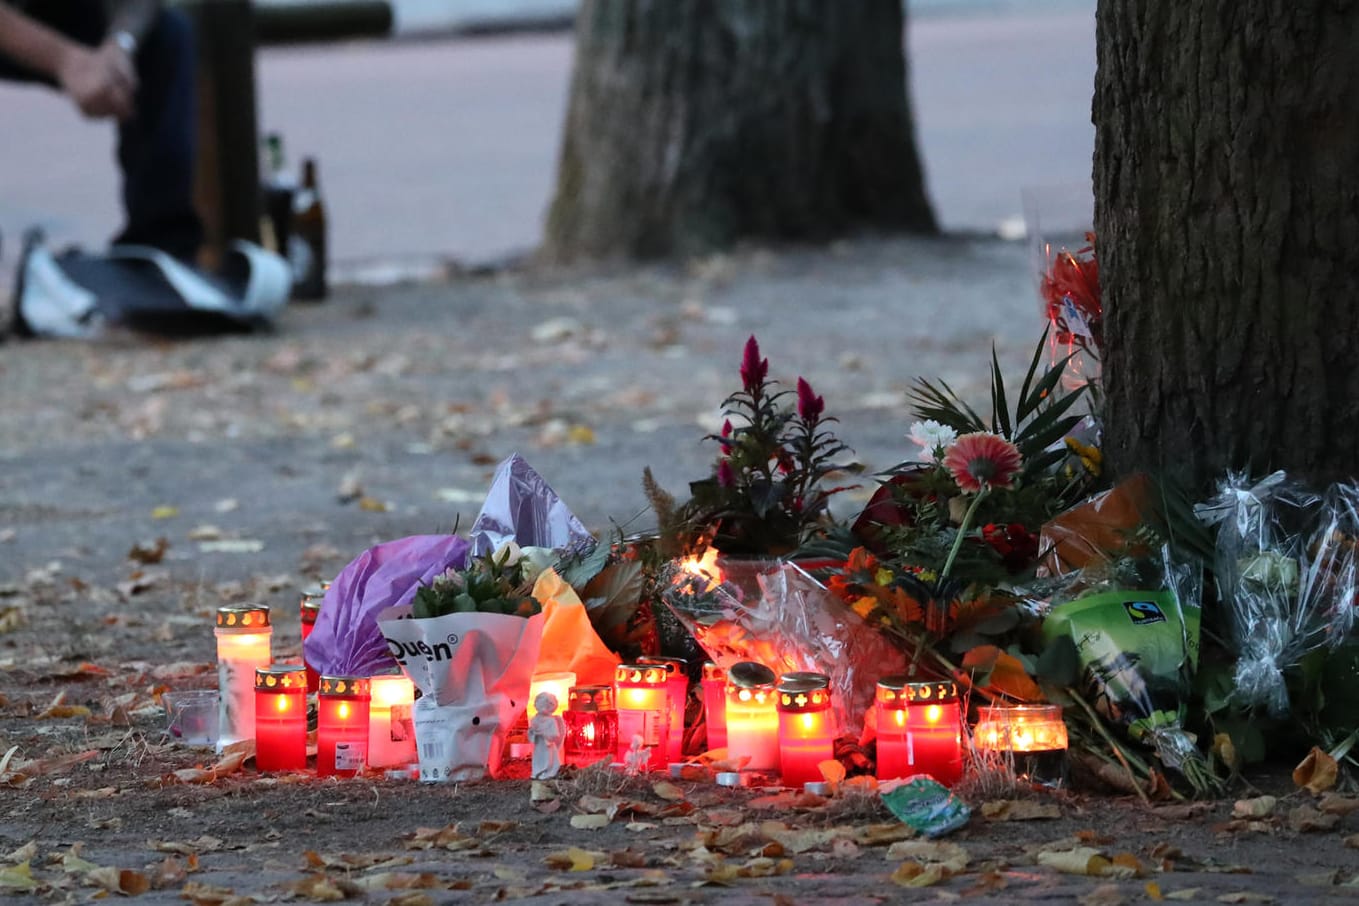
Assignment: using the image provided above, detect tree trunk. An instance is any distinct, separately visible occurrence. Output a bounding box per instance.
[1095,1,1359,490]
[543,0,937,262]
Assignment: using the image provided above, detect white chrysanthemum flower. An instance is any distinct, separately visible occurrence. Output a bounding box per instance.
[908,420,958,462]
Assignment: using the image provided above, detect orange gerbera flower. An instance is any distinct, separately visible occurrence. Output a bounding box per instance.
[942,432,1023,493]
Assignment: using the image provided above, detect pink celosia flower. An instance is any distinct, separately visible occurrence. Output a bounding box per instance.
[942,432,1022,493]
[796,377,824,420]
[740,336,768,393]
[719,419,734,453]
[717,459,736,488]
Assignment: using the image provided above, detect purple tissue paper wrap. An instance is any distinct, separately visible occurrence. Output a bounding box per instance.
[304,534,471,678]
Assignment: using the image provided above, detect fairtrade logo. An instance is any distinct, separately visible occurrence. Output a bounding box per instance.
[1123,600,1166,625]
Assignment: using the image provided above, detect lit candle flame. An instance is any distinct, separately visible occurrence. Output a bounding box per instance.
[678,546,723,592]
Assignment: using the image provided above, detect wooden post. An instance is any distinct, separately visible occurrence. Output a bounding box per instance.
[185,0,261,268]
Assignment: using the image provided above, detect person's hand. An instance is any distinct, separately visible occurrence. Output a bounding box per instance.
[56,39,137,121]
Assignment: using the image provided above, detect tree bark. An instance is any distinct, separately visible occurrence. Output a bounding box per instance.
[1095,1,1359,490]
[543,0,937,262]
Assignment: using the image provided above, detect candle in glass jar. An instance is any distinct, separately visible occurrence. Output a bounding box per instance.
[614,663,670,771]
[215,605,272,753]
[564,685,618,767]
[299,587,323,693]
[367,672,416,769]
[701,663,727,751]
[725,662,779,772]
[639,656,688,762]
[875,676,911,781]
[973,703,1069,786]
[905,681,963,787]
[254,665,307,771]
[318,675,370,777]
[776,672,834,788]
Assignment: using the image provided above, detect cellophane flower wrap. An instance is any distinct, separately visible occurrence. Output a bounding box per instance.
[1195,472,1359,716]
[660,550,905,733]
[373,453,593,781]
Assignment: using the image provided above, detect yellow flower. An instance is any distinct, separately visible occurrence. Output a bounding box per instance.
[851,596,877,620]
[875,567,895,586]
[1065,437,1102,476]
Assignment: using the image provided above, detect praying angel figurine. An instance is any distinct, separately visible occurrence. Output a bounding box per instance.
[623,733,648,776]
[528,691,566,779]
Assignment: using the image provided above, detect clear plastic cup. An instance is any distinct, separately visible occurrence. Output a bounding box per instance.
[163,690,221,747]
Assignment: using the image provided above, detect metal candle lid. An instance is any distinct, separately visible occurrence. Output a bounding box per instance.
[568,685,616,712]
[776,672,831,712]
[727,661,777,691]
[906,680,958,704]
[216,604,271,629]
[638,655,687,678]
[876,675,910,708]
[318,675,371,697]
[299,587,324,617]
[255,664,307,691]
[616,663,669,686]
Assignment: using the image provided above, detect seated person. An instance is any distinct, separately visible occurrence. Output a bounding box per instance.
[0,0,203,262]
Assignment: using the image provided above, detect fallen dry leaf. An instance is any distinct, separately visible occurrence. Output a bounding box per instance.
[1079,883,1126,906]
[1318,794,1359,816]
[571,815,611,831]
[287,873,361,901]
[545,847,601,872]
[180,880,241,905]
[128,538,169,564]
[1345,834,1359,849]
[1287,805,1340,833]
[885,840,969,873]
[1216,893,1273,904]
[651,780,686,802]
[890,861,946,888]
[5,842,38,863]
[151,505,179,520]
[1037,846,1112,877]
[1231,796,1276,819]
[1293,747,1338,794]
[982,799,1061,821]
[1164,888,1201,901]
[0,862,38,892]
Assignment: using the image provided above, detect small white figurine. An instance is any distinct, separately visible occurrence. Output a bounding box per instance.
[623,733,648,776]
[527,691,566,779]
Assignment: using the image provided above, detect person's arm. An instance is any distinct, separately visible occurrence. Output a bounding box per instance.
[0,0,161,120]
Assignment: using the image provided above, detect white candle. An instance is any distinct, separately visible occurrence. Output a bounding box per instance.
[368,672,417,769]
[215,605,272,752]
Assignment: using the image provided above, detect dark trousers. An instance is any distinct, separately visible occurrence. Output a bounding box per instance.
[0,5,204,261]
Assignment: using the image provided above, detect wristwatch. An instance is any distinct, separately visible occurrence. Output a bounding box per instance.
[111,29,139,57]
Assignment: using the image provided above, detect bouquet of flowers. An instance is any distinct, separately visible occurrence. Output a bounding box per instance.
[1022,185,1101,391]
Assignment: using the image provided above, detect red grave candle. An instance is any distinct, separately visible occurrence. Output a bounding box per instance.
[317,674,370,777]
[254,665,308,771]
[904,680,963,787]
[639,656,688,762]
[614,663,670,770]
[701,662,727,752]
[564,684,618,767]
[874,676,912,781]
[776,672,834,788]
[724,662,779,772]
[299,588,323,693]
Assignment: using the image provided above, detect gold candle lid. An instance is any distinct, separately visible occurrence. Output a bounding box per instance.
[876,675,910,708]
[638,655,687,678]
[255,664,307,691]
[300,587,324,613]
[727,661,777,691]
[777,672,831,712]
[701,662,726,682]
[216,605,271,629]
[906,680,958,704]
[568,685,615,712]
[319,675,371,697]
[616,663,670,686]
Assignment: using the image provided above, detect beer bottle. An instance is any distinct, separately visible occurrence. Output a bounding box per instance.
[289,157,328,301]
[259,133,295,256]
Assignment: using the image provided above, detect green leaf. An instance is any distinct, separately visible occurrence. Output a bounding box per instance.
[1015,328,1050,424]
[990,345,1012,440]
[1034,635,1080,686]
[971,608,1021,636]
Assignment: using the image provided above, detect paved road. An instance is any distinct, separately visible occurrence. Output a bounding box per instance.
[0,8,1094,274]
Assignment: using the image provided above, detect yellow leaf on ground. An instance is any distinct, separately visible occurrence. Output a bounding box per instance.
[1037,846,1111,876]
[981,799,1061,821]
[818,760,846,784]
[1293,747,1338,794]
[651,781,686,802]
[890,861,945,888]
[1164,888,1200,901]
[545,847,599,872]
[151,506,179,519]
[0,862,38,892]
[571,814,611,830]
[884,840,969,873]
[1231,796,1276,819]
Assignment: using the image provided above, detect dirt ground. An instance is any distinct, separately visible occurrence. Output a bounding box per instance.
[2,241,1358,903]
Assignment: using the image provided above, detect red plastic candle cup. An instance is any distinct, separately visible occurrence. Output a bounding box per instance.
[317,674,370,777]
[367,672,416,769]
[905,681,964,787]
[215,605,273,752]
[614,663,670,771]
[299,588,323,693]
[701,663,727,752]
[875,676,912,781]
[776,672,834,788]
[564,684,618,767]
[639,656,688,762]
[254,665,308,771]
[724,662,779,772]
